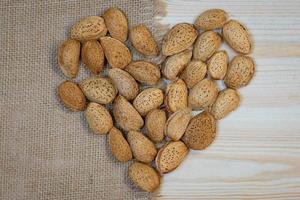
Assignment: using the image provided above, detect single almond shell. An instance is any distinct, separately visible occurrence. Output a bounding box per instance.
[100,36,132,69]
[195,9,228,30]
[207,50,228,80]
[113,95,144,131]
[71,16,107,41]
[164,108,192,141]
[163,49,192,81]
[188,78,219,110]
[193,31,222,62]
[133,88,164,116]
[145,109,166,143]
[108,127,132,162]
[58,81,86,111]
[211,89,240,120]
[162,23,198,56]
[103,7,128,42]
[130,24,159,56]
[129,162,160,192]
[58,39,80,78]
[125,61,161,85]
[85,102,113,135]
[165,79,188,113]
[108,68,139,101]
[155,141,189,174]
[223,20,252,54]
[182,112,217,150]
[82,40,104,74]
[180,60,207,88]
[224,55,255,89]
[127,131,157,163]
[79,77,117,104]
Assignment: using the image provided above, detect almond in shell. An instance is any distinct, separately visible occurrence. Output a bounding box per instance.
[58,39,80,78]
[133,88,164,116]
[129,162,160,192]
[71,16,107,41]
[145,109,166,143]
[223,20,252,54]
[85,102,113,135]
[100,36,132,69]
[188,78,219,110]
[80,77,117,104]
[193,31,222,62]
[125,61,161,85]
[180,60,207,88]
[82,40,104,74]
[195,9,228,30]
[155,141,189,174]
[103,7,128,42]
[58,81,86,111]
[207,50,229,80]
[113,95,144,131]
[211,89,240,120]
[182,112,217,150]
[162,23,198,56]
[130,24,159,56]
[108,68,139,101]
[165,79,188,113]
[127,131,157,163]
[224,55,255,89]
[163,49,192,81]
[164,108,192,141]
[108,127,132,162]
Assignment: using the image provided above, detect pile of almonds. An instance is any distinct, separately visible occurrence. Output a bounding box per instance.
[57,8,255,192]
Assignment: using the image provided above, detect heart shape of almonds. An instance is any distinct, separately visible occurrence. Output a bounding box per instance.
[57,8,255,192]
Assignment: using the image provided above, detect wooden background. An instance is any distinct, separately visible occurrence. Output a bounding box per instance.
[153,0,300,199]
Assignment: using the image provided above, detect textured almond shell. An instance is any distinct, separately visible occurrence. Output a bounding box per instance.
[108,127,132,162]
[71,16,107,41]
[129,162,160,192]
[145,109,166,143]
[224,55,255,89]
[58,81,86,111]
[223,20,252,54]
[162,23,198,56]
[165,79,188,113]
[182,112,217,150]
[163,50,192,81]
[207,50,229,80]
[133,88,164,116]
[130,24,159,56]
[193,31,222,62]
[80,77,117,104]
[180,60,207,88]
[127,131,157,163]
[125,61,161,85]
[195,9,228,30]
[164,108,192,141]
[155,141,188,174]
[113,95,144,131]
[188,78,219,110]
[211,89,240,120]
[100,36,132,69]
[58,39,80,78]
[108,68,139,101]
[82,40,104,74]
[103,7,128,42]
[85,102,113,135]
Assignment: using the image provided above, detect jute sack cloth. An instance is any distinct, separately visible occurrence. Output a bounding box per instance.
[0,0,161,199]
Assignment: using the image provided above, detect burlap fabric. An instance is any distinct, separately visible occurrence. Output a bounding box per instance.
[0,1,160,199]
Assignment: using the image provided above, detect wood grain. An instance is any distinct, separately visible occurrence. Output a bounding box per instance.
[154,0,300,199]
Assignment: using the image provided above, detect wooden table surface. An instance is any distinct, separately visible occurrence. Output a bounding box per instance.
[153,0,300,199]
